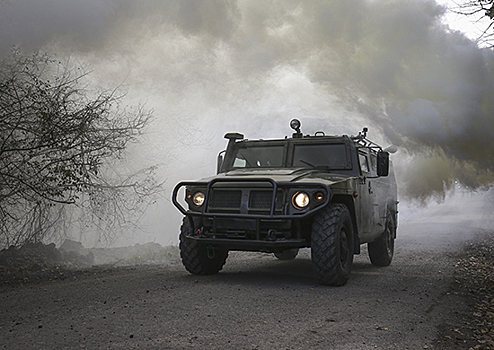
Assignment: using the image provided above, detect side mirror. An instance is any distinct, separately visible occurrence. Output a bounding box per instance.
[377,151,389,177]
[384,145,398,154]
[217,151,225,174]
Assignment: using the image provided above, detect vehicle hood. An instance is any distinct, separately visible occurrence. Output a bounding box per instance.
[200,168,351,185]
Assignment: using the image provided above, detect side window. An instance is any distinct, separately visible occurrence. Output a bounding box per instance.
[233,158,247,167]
[370,154,377,171]
[359,153,369,173]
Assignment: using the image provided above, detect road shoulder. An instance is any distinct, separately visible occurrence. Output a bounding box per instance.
[435,233,494,350]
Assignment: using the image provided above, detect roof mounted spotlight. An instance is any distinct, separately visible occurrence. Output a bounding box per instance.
[290,119,303,138]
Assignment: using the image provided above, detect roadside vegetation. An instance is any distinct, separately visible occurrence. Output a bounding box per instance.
[0,50,162,249]
[454,234,494,349]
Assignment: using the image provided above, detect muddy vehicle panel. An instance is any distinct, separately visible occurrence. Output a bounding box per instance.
[173,120,398,285]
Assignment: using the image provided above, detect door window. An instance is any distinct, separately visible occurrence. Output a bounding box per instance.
[359,153,369,173]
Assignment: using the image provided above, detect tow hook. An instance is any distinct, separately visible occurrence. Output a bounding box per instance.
[207,246,216,259]
[267,229,277,241]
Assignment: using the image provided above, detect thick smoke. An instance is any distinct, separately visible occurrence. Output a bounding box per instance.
[2,0,494,242]
[0,0,116,54]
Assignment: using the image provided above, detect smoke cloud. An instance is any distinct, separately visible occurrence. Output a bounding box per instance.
[2,0,494,242]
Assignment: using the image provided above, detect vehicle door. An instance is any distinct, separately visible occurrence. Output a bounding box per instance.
[368,150,388,234]
[356,148,385,241]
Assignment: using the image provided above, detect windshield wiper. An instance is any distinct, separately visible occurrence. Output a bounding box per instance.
[299,159,316,168]
[299,159,333,171]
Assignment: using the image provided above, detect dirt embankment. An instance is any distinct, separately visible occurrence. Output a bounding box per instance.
[0,241,180,286]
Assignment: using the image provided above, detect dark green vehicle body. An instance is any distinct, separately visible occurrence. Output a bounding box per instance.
[173,121,398,285]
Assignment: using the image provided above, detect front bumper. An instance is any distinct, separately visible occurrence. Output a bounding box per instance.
[186,236,308,251]
[172,178,330,250]
[172,178,330,218]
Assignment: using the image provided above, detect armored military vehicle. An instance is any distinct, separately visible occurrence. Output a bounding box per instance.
[172,119,398,286]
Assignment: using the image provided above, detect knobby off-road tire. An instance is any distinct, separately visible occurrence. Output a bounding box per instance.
[311,204,355,286]
[179,216,228,275]
[274,248,299,260]
[368,213,396,267]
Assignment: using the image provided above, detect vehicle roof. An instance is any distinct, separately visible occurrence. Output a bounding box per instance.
[234,134,354,144]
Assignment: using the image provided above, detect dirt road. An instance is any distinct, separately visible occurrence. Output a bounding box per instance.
[0,193,491,349]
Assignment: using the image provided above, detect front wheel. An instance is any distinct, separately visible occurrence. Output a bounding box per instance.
[179,216,228,275]
[311,204,354,286]
[368,214,396,267]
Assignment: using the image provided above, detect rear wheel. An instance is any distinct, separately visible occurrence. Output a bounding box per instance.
[311,204,354,286]
[274,248,299,260]
[368,213,396,267]
[179,216,228,275]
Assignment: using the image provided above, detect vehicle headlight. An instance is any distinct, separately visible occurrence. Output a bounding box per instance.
[192,192,205,206]
[292,192,310,209]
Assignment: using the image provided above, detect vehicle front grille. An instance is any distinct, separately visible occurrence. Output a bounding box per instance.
[207,187,282,214]
[249,190,274,209]
[210,190,241,209]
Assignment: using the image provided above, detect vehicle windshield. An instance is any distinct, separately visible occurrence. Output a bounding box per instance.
[228,142,350,171]
[232,145,284,168]
[292,144,349,169]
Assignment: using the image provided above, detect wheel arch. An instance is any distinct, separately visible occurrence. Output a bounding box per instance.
[329,194,360,254]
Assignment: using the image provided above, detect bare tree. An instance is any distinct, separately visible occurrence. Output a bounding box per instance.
[450,1,494,46]
[0,50,161,248]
